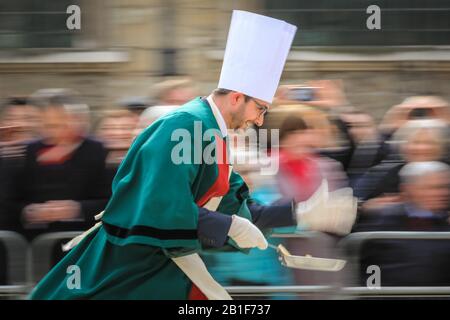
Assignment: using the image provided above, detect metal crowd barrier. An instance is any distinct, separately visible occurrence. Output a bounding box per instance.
[225,232,450,299]
[3,230,450,299]
[226,286,450,299]
[0,231,31,298]
[30,231,83,284]
[338,231,450,288]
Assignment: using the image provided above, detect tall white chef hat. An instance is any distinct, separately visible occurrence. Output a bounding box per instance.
[218,10,297,104]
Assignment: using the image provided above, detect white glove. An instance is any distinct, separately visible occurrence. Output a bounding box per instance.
[228,215,268,250]
[296,180,358,236]
[296,179,329,215]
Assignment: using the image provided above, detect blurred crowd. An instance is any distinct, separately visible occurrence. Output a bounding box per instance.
[1,78,450,292]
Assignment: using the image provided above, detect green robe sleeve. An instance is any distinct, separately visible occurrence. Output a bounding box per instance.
[101,112,202,250]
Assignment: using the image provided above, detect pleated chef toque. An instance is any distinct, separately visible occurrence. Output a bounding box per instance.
[218,10,297,104]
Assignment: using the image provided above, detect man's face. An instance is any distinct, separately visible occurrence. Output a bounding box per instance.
[280,129,318,157]
[97,116,137,150]
[40,107,71,144]
[347,113,377,143]
[230,95,269,130]
[40,106,87,144]
[404,172,450,212]
[1,105,40,142]
[403,129,442,162]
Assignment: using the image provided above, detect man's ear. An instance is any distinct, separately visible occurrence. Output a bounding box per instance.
[229,91,246,107]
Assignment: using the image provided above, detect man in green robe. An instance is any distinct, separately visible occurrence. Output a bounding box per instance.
[29,89,297,299]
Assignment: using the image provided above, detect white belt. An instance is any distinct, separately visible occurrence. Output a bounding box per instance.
[172,192,232,300]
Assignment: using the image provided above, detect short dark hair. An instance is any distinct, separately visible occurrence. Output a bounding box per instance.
[4,96,28,107]
[279,115,308,141]
[1,96,29,118]
[213,88,251,102]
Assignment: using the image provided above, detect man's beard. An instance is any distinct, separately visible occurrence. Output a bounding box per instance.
[230,102,249,130]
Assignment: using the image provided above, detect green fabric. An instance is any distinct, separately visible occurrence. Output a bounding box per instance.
[30,227,191,300]
[30,98,262,299]
[102,98,223,250]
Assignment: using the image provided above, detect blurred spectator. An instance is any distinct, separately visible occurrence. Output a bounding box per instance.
[393,119,447,163]
[276,106,348,202]
[354,161,450,286]
[0,97,41,233]
[275,107,348,295]
[0,98,41,285]
[0,96,40,160]
[357,161,450,230]
[96,109,137,165]
[134,105,178,137]
[275,80,358,170]
[152,78,197,106]
[343,111,387,185]
[379,96,450,137]
[343,111,379,145]
[355,118,448,211]
[117,96,150,117]
[95,109,138,188]
[0,96,40,142]
[0,89,109,240]
[377,95,450,161]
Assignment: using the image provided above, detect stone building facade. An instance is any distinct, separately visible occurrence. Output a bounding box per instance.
[0,0,449,121]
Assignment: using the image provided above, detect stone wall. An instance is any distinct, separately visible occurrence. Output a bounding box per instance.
[0,0,449,122]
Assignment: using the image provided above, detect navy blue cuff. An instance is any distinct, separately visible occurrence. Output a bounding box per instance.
[197,207,232,248]
[247,200,296,229]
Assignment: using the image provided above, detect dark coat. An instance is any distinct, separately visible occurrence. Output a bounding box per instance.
[353,160,404,200]
[0,137,110,240]
[354,203,450,286]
